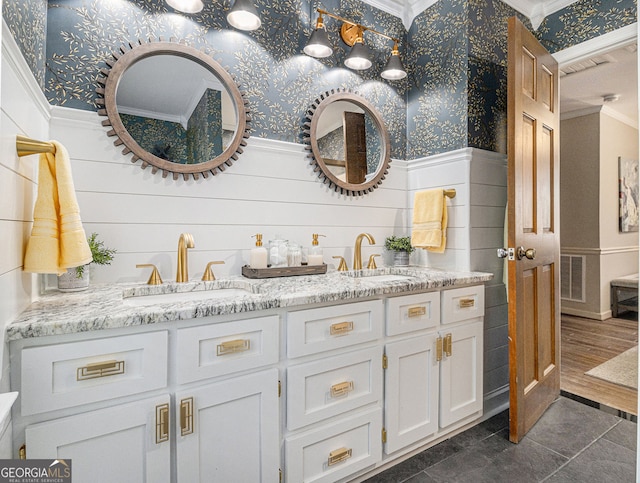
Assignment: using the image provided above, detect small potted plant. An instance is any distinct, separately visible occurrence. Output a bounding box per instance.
[58,233,116,292]
[384,235,414,266]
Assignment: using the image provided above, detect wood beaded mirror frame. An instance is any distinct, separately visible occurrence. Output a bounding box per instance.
[96,39,250,181]
[303,89,391,196]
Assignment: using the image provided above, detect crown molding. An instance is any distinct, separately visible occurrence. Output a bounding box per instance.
[553,23,638,67]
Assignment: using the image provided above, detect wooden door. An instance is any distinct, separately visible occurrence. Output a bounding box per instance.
[343,111,367,184]
[507,16,560,443]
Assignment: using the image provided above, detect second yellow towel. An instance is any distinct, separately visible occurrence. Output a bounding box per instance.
[411,189,447,253]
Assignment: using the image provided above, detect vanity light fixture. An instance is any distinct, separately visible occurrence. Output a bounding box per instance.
[166,0,204,14]
[304,8,406,80]
[303,13,333,58]
[381,41,407,80]
[227,0,262,31]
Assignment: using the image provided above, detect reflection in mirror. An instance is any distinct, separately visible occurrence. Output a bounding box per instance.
[116,55,238,165]
[97,40,249,181]
[303,89,390,196]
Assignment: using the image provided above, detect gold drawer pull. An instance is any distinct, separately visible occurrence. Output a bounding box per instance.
[77,360,125,381]
[216,339,250,356]
[444,333,452,357]
[330,321,353,335]
[180,397,194,436]
[328,447,352,466]
[459,298,475,308]
[330,381,354,398]
[436,337,443,362]
[408,306,426,318]
[155,403,169,444]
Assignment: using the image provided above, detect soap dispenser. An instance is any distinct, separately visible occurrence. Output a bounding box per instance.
[250,234,268,269]
[308,234,326,266]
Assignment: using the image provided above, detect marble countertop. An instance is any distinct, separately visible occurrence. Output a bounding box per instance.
[7,266,493,341]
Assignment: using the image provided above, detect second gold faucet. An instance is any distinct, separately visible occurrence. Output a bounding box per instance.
[176,233,195,282]
[353,233,375,270]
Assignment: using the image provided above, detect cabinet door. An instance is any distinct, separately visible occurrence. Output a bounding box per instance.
[384,334,439,454]
[439,322,483,428]
[25,395,171,483]
[176,368,280,483]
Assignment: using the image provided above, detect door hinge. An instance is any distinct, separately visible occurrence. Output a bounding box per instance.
[19,444,26,460]
[278,380,282,398]
[382,427,387,443]
[382,353,388,370]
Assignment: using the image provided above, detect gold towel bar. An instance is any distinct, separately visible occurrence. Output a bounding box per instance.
[443,188,456,199]
[16,135,56,157]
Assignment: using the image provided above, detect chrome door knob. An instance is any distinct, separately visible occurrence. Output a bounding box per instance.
[516,247,536,260]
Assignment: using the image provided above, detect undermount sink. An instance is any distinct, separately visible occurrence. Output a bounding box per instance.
[340,270,414,282]
[123,287,253,307]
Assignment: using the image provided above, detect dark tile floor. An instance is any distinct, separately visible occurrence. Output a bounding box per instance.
[365,396,637,482]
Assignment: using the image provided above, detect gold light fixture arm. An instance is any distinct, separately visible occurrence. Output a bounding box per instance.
[316,8,400,46]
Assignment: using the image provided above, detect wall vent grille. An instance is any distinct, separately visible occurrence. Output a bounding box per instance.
[561,254,586,302]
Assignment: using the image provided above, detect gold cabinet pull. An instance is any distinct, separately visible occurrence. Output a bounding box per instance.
[408,306,426,318]
[459,298,475,308]
[180,397,194,436]
[444,333,452,357]
[436,337,443,362]
[330,381,354,398]
[216,339,250,356]
[328,447,352,466]
[77,360,125,381]
[330,321,353,336]
[155,403,169,444]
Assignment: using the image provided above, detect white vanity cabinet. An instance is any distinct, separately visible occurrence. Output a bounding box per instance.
[174,315,280,482]
[383,286,484,456]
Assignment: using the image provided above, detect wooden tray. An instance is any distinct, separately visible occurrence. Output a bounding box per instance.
[242,264,327,279]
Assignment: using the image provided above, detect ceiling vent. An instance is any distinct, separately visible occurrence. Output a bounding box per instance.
[559,54,616,77]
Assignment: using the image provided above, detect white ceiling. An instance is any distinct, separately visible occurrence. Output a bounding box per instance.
[361,0,581,29]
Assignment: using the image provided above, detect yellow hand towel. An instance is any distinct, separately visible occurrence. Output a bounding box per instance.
[411,189,448,253]
[24,141,92,275]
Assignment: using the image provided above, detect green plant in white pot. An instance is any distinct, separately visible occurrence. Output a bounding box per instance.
[58,233,116,292]
[384,236,414,266]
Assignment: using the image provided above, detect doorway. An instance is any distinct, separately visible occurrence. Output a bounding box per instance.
[556,26,638,415]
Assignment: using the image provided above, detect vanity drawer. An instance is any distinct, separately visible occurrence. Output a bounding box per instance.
[287,300,383,358]
[176,315,279,384]
[21,331,168,416]
[287,346,382,430]
[386,292,440,336]
[285,407,382,483]
[441,285,485,325]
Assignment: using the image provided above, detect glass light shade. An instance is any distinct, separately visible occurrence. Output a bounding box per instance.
[344,41,372,70]
[304,27,333,58]
[381,51,407,80]
[227,0,261,31]
[166,0,203,14]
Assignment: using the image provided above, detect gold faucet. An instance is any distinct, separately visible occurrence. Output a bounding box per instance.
[176,233,195,282]
[353,233,375,270]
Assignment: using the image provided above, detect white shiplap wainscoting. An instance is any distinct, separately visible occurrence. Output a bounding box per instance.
[0,20,50,390]
[49,106,409,284]
[406,148,509,417]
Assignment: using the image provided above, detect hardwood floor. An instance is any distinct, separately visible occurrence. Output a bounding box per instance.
[561,313,638,415]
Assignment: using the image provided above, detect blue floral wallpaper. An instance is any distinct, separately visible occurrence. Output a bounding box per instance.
[120,114,189,161]
[41,0,408,158]
[188,89,223,163]
[3,0,637,161]
[536,0,637,53]
[3,0,48,88]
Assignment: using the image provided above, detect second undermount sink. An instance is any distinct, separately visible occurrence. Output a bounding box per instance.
[123,287,254,307]
[341,269,415,283]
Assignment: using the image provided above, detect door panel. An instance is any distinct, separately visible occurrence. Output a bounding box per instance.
[507,16,561,443]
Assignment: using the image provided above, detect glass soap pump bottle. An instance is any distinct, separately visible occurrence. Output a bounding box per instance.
[250,234,268,269]
[308,234,326,266]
